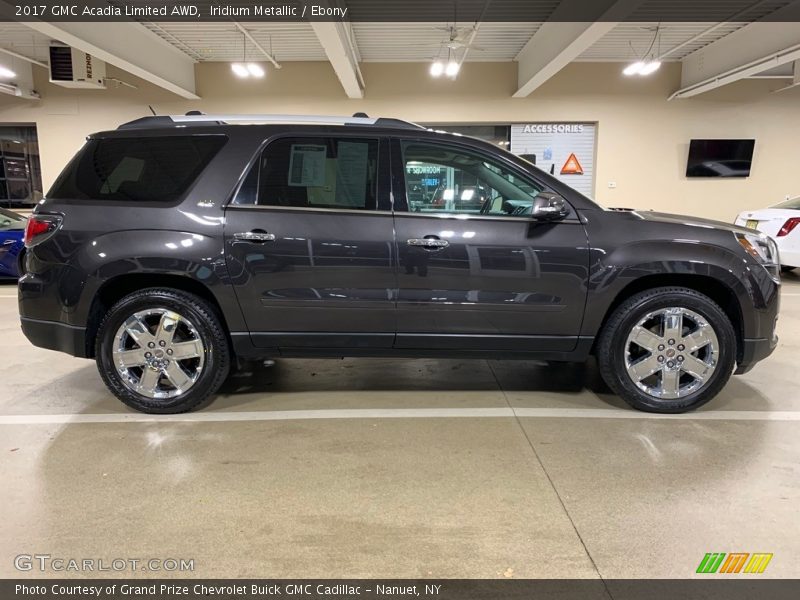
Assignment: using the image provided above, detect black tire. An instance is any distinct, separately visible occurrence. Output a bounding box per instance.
[781,265,796,274]
[95,288,230,413]
[596,287,736,413]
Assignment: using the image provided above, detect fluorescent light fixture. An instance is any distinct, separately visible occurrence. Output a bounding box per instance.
[443,189,455,201]
[231,63,249,78]
[430,61,444,77]
[461,189,475,201]
[445,61,460,77]
[639,60,661,75]
[247,63,265,77]
[623,61,645,76]
[0,65,16,79]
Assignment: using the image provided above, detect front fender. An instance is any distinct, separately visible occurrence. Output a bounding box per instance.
[581,239,777,340]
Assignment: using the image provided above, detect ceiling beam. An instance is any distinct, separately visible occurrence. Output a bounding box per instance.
[672,3,800,99]
[310,9,364,99]
[513,0,642,98]
[22,21,199,99]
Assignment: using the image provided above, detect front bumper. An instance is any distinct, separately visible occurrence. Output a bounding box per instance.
[735,335,778,375]
[20,317,88,358]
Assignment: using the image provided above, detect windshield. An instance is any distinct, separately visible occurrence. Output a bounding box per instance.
[774,196,800,210]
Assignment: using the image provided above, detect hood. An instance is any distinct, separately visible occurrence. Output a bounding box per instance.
[613,209,753,236]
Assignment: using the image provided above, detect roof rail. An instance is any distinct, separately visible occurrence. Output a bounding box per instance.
[118,114,424,130]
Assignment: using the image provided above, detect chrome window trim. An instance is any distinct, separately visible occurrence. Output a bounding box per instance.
[225,203,581,223]
[225,204,394,217]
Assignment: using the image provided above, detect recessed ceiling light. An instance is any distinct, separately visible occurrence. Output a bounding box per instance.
[445,61,460,77]
[639,60,661,75]
[247,63,265,77]
[231,63,249,78]
[623,61,645,76]
[0,66,16,79]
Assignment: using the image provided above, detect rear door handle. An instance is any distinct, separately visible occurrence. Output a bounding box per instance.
[407,238,449,250]
[233,230,276,243]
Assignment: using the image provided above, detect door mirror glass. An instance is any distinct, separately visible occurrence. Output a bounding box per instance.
[531,192,569,221]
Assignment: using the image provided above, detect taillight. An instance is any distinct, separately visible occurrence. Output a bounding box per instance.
[24,215,62,247]
[777,217,800,237]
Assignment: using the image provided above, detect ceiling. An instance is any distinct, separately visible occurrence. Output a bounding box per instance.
[1,0,798,102]
[0,20,782,65]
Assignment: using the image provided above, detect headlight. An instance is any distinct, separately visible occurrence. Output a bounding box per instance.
[735,232,780,279]
[736,232,779,264]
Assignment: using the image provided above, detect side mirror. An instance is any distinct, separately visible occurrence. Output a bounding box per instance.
[531,192,569,221]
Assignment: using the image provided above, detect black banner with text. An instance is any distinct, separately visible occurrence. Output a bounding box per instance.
[2,0,800,22]
[4,579,800,600]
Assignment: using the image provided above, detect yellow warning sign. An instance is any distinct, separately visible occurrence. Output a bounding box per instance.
[560,153,584,175]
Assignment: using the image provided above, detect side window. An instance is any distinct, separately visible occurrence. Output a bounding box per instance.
[236,137,379,210]
[49,136,226,202]
[401,141,542,217]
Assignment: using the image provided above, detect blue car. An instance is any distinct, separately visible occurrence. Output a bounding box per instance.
[0,207,26,279]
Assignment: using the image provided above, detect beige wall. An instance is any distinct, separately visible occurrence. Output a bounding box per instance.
[1,61,798,222]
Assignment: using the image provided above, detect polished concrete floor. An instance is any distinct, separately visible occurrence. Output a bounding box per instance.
[1,275,799,579]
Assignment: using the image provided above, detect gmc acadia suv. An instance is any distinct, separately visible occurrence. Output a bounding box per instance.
[18,114,781,414]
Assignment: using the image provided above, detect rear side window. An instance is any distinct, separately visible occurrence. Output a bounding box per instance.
[233,137,379,210]
[49,135,226,202]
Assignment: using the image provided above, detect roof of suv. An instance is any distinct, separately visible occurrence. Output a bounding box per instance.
[117,113,426,131]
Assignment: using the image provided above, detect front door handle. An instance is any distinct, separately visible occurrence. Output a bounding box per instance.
[233,230,276,243]
[407,238,449,250]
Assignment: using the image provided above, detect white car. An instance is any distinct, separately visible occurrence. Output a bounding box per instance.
[735,196,800,271]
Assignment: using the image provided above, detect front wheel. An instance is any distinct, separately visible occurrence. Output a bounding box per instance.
[96,288,230,413]
[597,287,736,413]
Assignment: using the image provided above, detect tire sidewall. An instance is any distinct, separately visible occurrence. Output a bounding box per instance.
[96,290,226,413]
[604,291,736,413]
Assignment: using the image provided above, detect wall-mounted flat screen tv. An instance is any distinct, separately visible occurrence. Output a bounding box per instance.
[686,139,755,178]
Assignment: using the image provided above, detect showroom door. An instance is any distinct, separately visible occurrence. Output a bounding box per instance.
[391,138,590,352]
[224,135,396,349]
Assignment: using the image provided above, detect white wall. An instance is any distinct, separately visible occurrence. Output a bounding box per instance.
[1,60,798,222]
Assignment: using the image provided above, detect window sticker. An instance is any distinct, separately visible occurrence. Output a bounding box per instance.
[288,144,326,187]
[334,141,370,207]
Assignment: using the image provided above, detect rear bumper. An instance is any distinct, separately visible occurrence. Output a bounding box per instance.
[735,336,778,375]
[778,249,800,268]
[20,317,88,358]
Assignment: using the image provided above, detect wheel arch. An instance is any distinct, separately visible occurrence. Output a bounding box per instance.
[592,273,744,364]
[85,273,232,359]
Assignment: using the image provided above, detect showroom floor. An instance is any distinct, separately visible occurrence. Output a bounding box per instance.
[1,275,798,579]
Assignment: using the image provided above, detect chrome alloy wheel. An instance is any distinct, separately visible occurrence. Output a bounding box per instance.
[624,307,719,400]
[112,308,205,399]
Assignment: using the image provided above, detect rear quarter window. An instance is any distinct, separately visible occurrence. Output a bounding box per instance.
[49,135,226,202]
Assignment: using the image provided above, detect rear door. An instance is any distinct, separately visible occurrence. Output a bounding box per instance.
[224,134,396,349]
[391,138,590,352]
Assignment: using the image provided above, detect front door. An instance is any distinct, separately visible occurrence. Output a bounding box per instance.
[224,135,396,349]
[392,138,589,352]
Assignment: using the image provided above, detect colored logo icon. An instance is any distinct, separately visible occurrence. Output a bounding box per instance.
[696,552,773,574]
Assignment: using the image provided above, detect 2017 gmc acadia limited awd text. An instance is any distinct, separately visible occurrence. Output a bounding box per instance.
[18,114,780,414]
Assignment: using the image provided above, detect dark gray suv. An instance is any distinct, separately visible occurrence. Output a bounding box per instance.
[18,114,781,414]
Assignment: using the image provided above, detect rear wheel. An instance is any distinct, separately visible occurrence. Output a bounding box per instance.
[781,265,796,273]
[597,287,736,413]
[96,288,230,413]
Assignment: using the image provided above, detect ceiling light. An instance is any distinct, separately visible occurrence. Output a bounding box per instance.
[623,61,645,76]
[247,63,265,77]
[430,61,444,77]
[639,60,661,75]
[0,66,16,79]
[445,61,460,77]
[231,63,249,78]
